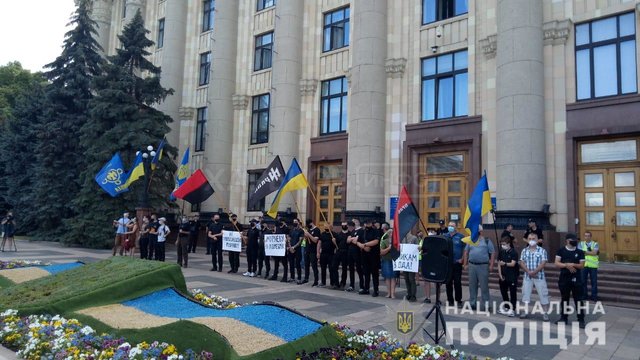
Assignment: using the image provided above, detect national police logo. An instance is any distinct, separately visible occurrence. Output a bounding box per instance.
[103,168,124,185]
[397,311,413,334]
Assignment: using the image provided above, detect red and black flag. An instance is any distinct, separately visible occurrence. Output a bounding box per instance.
[392,186,421,260]
[173,169,215,204]
[248,156,285,208]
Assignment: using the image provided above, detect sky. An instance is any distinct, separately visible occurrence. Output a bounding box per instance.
[0,0,77,72]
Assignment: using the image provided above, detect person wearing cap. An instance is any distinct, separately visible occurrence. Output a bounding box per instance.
[524,219,544,246]
[207,214,224,272]
[462,224,495,311]
[226,214,242,273]
[579,231,599,301]
[554,233,586,328]
[436,219,448,235]
[155,217,170,262]
[500,223,515,242]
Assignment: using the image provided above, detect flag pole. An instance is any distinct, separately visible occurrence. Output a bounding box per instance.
[212,190,242,233]
[484,170,500,247]
[306,184,335,240]
[289,193,303,218]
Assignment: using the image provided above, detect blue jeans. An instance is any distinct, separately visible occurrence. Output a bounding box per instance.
[582,267,598,300]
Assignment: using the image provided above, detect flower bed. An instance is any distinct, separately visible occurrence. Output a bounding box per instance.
[190,289,241,309]
[0,309,213,360]
[0,260,49,270]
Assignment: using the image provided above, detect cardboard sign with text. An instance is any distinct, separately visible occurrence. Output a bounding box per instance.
[393,244,420,273]
[222,230,242,252]
[264,234,286,257]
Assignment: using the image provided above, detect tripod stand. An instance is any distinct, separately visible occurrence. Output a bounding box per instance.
[1,234,18,252]
[423,282,447,344]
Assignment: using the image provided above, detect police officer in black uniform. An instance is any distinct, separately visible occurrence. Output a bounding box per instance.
[207,214,224,272]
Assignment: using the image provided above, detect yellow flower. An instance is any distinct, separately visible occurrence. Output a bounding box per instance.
[163,344,177,355]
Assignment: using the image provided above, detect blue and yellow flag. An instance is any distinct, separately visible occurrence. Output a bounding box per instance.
[151,138,165,170]
[121,152,145,189]
[267,158,309,218]
[94,153,129,197]
[170,147,190,200]
[462,174,492,245]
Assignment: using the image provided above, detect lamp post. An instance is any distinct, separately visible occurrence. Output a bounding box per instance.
[136,145,156,222]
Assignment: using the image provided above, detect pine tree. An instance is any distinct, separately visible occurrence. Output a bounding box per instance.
[0,82,49,232]
[30,0,105,240]
[68,10,177,248]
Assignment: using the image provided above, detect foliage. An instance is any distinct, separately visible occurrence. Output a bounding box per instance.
[0,61,44,126]
[0,309,214,359]
[28,0,106,241]
[68,9,177,248]
[0,257,187,314]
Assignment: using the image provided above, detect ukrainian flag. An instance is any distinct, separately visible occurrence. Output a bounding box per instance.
[121,152,145,189]
[267,158,308,218]
[462,174,492,245]
[151,138,165,170]
[170,147,190,200]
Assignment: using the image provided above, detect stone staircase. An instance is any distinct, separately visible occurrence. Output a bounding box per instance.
[461,263,640,309]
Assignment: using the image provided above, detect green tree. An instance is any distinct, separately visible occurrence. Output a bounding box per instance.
[68,10,177,248]
[28,0,105,240]
[0,62,46,216]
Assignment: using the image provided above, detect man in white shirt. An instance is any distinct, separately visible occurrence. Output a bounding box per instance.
[112,212,131,256]
[156,217,170,262]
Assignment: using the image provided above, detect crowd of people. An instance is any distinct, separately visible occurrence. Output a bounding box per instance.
[111,213,600,326]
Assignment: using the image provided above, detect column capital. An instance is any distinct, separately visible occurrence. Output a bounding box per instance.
[479,34,497,59]
[299,79,318,96]
[385,58,407,78]
[178,107,195,121]
[232,94,250,110]
[543,19,572,45]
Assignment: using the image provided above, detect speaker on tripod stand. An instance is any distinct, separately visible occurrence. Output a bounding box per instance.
[421,235,453,344]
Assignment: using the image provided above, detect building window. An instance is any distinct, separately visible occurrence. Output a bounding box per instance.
[257,0,275,11]
[247,171,266,212]
[423,0,468,24]
[320,77,348,135]
[195,107,207,152]
[251,94,270,145]
[199,52,211,86]
[576,12,637,100]
[202,0,215,32]
[122,2,127,18]
[421,50,468,121]
[323,7,350,52]
[254,32,273,71]
[157,18,165,49]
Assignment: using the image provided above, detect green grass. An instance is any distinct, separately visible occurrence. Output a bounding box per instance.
[0,257,187,314]
[0,276,14,289]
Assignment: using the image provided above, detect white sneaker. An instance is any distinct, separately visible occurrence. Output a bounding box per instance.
[242,272,250,276]
[498,308,510,316]
[507,309,515,317]
[249,272,255,277]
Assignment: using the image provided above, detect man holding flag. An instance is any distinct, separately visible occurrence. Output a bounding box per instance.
[461,174,496,311]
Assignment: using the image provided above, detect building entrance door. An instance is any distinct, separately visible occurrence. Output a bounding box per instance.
[419,152,468,230]
[577,138,639,262]
[315,162,343,227]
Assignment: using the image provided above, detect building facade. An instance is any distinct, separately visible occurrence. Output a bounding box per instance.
[91,0,640,263]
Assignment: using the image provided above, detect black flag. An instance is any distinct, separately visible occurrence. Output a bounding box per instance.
[248,156,285,208]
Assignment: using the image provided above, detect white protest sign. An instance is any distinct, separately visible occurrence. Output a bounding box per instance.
[264,234,287,257]
[222,230,242,252]
[393,244,420,273]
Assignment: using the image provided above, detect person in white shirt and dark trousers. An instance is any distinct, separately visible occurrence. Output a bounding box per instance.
[156,217,170,262]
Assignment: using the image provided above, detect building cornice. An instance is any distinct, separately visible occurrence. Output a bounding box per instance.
[385,58,407,78]
[479,34,497,59]
[543,19,572,45]
[232,94,250,110]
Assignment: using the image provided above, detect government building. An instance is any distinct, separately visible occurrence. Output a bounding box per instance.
[89,0,640,263]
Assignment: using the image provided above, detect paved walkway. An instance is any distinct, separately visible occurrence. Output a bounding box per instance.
[1,239,640,360]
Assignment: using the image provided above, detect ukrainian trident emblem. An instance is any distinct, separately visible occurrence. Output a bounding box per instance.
[103,168,125,185]
[397,311,413,334]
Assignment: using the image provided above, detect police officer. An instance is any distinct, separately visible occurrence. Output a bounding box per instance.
[207,214,224,272]
[554,233,586,328]
[580,231,599,301]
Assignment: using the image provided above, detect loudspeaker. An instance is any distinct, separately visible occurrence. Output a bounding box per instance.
[421,235,453,283]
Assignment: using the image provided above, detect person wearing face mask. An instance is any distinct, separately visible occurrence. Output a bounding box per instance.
[332,222,350,289]
[319,223,336,287]
[288,219,304,283]
[554,233,586,328]
[148,214,159,260]
[177,216,190,268]
[257,221,272,278]
[462,225,496,311]
[357,219,381,297]
[302,219,320,286]
[445,221,465,307]
[497,235,519,316]
[155,217,170,262]
[207,214,224,272]
[226,214,243,274]
[519,232,550,321]
[270,219,290,282]
[243,220,260,277]
[345,220,361,292]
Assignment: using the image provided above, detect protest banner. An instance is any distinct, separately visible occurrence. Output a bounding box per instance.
[264,234,286,257]
[393,244,420,272]
[222,230,242,252]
